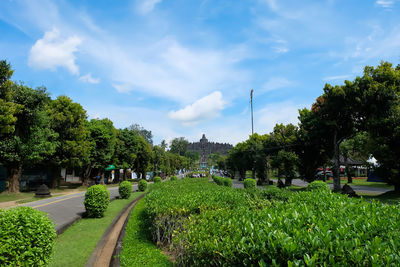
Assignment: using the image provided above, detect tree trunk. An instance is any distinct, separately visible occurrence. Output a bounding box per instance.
[394,183,400,194]
[100,172,105,185]
[83,164,93,186]
[265,157,270,185]
[51,166,61,189]
[333,130,341,192]
[7,166,22,193]
[123,169,127,181]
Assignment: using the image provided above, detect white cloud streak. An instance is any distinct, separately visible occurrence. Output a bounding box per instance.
[168,91,225,125]
[79,73,100,84]
[138,0,162,14]
[28,28,81,75]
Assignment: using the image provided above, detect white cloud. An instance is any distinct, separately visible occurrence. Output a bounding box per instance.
[79,73,100,84]
[168,91,225,125]
[28,28,81,75]
[112,83,132,93]
[261,77,294,93]
[323,74,353,82]
[138,0,162,14]
[376,0,395,8]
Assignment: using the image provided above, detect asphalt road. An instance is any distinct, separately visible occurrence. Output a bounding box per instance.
[23,184,138,233]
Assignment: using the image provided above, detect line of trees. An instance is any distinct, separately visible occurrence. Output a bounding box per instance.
[0,60,192,192]
[224,61,400,193]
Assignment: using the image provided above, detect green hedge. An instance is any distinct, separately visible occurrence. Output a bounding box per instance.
[212,176,232,187]
[170,176,178,181]
[153,176,162,183]
[243,178,256,189]
[138,179,147,192]
[0,207,56,266]
[143,179,400,266]
[119,180,132,199]
[307,180,331,192]
[84,185,110,218]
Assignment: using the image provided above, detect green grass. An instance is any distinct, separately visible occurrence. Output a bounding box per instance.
[119,198,172,267]
[325,178,394,188]
[0,192,34,202]
[48,191,143,267]
[360,190,400,205]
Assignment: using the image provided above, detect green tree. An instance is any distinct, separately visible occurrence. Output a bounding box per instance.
[47,95,91,187]
[129,123,153,145]
[0,84,58,192]
[132,135,153,179]
[86,118,117,184]
[169,137,189,156]
[113,128,138,181]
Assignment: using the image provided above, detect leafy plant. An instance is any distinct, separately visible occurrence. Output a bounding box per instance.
[170,176,178,181]
[83,185,110,218]
[243,178,256,189]
[307,180,331,192]
[0,206,56,266]
[119,180,132,199]
[138,179,147,192]
[153,176,162,183]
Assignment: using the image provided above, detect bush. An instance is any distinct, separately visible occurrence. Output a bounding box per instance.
[222,178,233,187]
[170,176,178,181]
[84,185,110,218]
[261,186,291,201]
[0,207,56,266]
[307,180,331,192]
[138,179,147,192]
[119,180,132,199]
[243,178,256,189]
[154,176,162,183]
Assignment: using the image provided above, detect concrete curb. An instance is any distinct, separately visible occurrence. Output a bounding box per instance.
[85,192,146,267]
[110,193,147,267]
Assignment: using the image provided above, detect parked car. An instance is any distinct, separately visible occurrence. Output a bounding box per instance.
[315,170,333,180]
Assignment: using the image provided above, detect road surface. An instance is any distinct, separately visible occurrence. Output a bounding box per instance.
[23,185,138,233]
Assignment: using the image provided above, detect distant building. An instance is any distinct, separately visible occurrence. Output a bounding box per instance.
[187,134,233,168]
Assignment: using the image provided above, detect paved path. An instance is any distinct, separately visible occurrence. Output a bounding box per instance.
[23,185,138,233]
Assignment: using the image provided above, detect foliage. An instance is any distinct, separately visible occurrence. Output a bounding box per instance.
[119,181,132,199]
[120,199,172,267]
[144,179,400,266]
[153,176,162,183]
[138,179,148,192]
[212,175,232,187]
[307,180,331,192]
[169,137,189,156]
[243,178,256,189]
[84,185,110,218]
[0,206,56,266]
[170,176,178,181]
[129,123,153,145]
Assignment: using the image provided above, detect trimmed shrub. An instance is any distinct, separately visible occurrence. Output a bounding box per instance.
[222,178,233,187]
[0,206,56,266]
[138,179,147,192]
[243,178,256,189]
[119,180,132,199]
[307,180,331,192]
[170,176,178,181]
[153,176,162,183]
[261,186,291,201]
[84,185,110,218]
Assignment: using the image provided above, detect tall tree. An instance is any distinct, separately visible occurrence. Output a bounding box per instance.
[132,135,153,179]
[112,128,139,181]
[170,137,189,156]
[47,95,91,187]
[0,84,58,192]
[86,118,117,184]
[129,123,153,145]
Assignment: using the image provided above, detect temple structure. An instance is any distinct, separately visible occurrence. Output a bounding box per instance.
[187,134,233,168]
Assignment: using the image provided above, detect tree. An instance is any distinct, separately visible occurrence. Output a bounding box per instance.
[170,137,189,156]
[86,118,117,184]
[0,84,58,192]
[0,60,22,136]
[47,95,91,187]
[112,128,138,181]
[355,62,400,192]
[129,123,153,145]
[132,135,153,179]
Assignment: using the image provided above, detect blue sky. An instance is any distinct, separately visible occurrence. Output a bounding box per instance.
[1,0,400,145]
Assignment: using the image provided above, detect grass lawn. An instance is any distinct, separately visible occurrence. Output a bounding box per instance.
[48,191,143,267]
[325,177,394,189]
[360,191,400,205]
[119,198,172,267]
